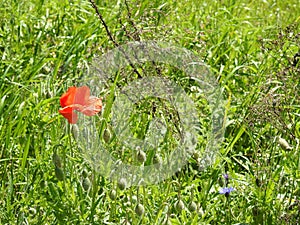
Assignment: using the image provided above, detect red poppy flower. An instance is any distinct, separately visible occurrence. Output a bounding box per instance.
[59,86,102,124]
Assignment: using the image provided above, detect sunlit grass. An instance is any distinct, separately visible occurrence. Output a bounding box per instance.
[0,0,299,224]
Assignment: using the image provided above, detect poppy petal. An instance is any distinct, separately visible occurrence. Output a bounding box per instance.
[60,87,76,108]
[59,106,78,124]
[81,96,102,116]
[73,86,90,105]
[59,86,101,124]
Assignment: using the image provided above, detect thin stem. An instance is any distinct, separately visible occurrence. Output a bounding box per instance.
[89,0,118,47]
[88,0,142,78]
[124,0,140,41]
[226,196,231,224]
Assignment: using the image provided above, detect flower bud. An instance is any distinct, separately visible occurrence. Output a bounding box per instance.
[137,150,146,163]
[55,166,64,181]
[117,178,127,190]
[175,200,184,212]
[52,153,62,168]
[82,177,91,191]
[109,189,117,200]
[82,169,89,178]
[135,203,145,216]
[29,207,37,215]
[103,128,111,143]
[71,124,79,139]
[188,201,197,212]
[40,180,47,189]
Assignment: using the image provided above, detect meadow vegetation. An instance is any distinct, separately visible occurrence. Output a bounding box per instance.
[0,0,299,224]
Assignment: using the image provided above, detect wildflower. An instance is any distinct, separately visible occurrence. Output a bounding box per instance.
[223,173,229,180]
[59,86,102,124]
[223,173,229,185]
[219,187,235,197]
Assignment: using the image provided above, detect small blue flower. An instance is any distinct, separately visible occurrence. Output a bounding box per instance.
[223,173,229,180]
[223,173,229,185]
[219,187,235,197]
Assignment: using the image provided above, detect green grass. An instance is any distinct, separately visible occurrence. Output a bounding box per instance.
[0,0,300,224]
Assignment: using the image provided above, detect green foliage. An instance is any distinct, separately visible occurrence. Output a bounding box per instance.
[0,0,299,224]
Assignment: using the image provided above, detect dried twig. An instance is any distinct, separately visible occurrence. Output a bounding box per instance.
[89,0,118,47]
[89,0,142,78]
